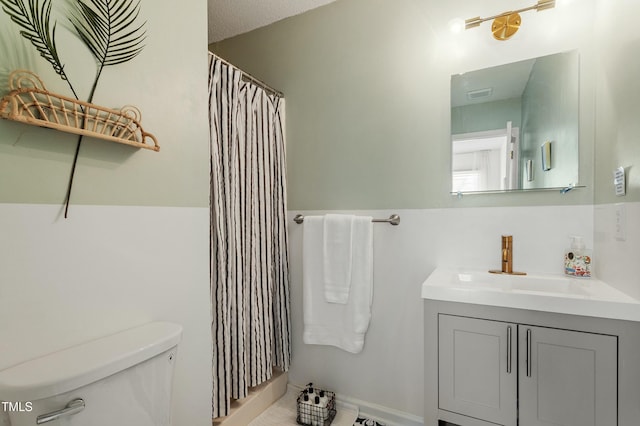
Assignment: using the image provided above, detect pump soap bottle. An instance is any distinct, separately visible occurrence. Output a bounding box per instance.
[564,236,592,278]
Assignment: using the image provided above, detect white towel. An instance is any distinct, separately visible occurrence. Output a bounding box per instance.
[303,215,373,354]
[323,214,354,304]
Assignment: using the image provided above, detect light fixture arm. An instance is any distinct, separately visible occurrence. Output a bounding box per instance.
[465,0,555,30]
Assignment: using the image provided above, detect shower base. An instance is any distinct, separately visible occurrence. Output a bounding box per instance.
[213,369,288,426]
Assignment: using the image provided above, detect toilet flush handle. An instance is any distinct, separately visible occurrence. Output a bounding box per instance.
[36,398,85,424]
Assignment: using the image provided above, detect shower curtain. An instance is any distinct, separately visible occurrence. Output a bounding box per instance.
[208,53,291,418]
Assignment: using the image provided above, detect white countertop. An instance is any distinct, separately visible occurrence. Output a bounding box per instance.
[421,268,640,322]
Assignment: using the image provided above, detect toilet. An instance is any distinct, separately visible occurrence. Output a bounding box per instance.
[0,322,182,426]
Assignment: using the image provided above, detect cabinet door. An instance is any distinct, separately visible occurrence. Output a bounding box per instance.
[518,325,617,426]
[439,314,517,426]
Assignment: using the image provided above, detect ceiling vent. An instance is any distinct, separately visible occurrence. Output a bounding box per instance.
[466,87,493,101]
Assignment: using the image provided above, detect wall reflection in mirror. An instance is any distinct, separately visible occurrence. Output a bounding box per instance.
[450,50,579,193]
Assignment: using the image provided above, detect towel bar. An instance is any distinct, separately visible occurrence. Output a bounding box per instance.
[293,214,400,226]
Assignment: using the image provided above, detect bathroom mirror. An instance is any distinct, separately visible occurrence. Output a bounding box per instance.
[450,50,579,194]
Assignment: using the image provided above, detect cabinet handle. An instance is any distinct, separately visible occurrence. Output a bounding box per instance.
[526,328,532,377]
[507,326,512,374]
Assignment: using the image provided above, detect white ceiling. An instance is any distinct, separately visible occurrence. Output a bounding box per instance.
[208,0,340,43]
[207,0,540,108]
[207,0,560,44]
[451,58,535,108]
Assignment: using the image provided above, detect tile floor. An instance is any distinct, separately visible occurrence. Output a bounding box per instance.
[353,417,386,426]
[242,384,387,426]
[248,386,358,426]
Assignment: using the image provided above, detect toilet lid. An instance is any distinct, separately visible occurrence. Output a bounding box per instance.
[0,322,182,401]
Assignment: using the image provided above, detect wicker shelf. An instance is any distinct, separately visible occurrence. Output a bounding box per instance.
[0,70,159,152]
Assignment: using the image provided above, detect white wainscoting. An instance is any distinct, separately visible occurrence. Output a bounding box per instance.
[0,203,213,426]
[595,202,640,300]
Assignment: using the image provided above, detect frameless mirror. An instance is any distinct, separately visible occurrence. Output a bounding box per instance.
[450,50,579,193]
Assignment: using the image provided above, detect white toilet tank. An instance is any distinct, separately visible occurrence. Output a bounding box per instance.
[0,322,182,426]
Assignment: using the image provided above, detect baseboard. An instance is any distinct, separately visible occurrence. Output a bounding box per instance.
[289,383,423,426]
[213,370,288,426]
[345,396,423,426]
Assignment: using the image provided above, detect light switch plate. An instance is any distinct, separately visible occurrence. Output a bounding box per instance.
[614,167,626,196]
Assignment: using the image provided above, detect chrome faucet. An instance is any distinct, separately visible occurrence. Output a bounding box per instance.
[489,235,526,275]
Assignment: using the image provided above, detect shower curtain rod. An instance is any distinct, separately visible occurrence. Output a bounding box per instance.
[208,51,284,98]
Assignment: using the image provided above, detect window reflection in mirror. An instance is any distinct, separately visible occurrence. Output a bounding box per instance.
[451,50,579,193]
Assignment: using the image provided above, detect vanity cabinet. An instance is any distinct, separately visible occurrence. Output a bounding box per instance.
[438,315,517,425]
[438,314,617,426]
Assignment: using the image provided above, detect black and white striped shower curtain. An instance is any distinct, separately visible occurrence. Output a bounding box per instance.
[208,53,291,419]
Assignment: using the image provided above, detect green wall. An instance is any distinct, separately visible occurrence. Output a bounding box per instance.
[451,98,521,135]
[211,0,638,209]
[214,0,441,209]
[593,2,640,204]
[0,3,210,208]
[521,51,580,190]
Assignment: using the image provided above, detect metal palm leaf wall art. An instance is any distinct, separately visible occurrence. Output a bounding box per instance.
[0,0,155,217]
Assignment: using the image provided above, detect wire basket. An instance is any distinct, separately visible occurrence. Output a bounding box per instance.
[296,384,336,426]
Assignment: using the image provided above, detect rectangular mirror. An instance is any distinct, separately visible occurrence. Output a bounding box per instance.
[450,50,579,194]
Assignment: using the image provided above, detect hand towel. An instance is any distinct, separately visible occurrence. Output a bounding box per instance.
[303,215,373,354]
[323,214,354,304]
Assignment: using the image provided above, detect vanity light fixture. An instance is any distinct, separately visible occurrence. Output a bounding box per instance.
[465,0,555,41]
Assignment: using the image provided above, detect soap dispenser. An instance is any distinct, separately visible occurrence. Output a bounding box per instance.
[564,236,591,278]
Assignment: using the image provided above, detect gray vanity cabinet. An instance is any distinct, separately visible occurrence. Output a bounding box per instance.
[518,325,617,426]
[438,315,517,426]
[438,314,617,426]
